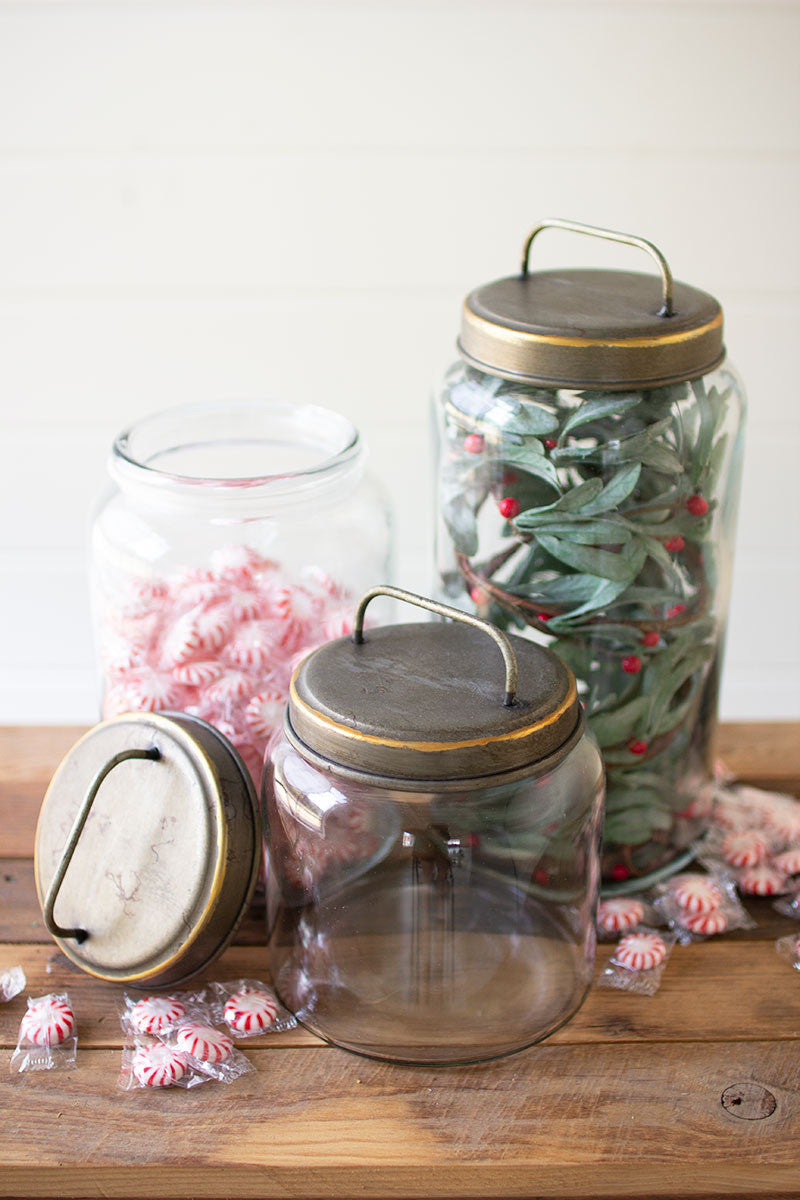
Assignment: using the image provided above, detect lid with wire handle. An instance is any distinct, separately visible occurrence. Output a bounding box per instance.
[287,585,582,790]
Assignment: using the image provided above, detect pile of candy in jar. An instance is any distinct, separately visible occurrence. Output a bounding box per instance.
[95,545,355,784]
[595,776,800,995]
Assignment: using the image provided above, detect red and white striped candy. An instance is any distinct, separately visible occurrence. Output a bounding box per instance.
[275,587,319,649]
[19,996,75,1046]
[774,847,800,876]
[672,875,722,915]
[160,612,205,667]
[225,589,266,622]
[721,830,768,868]
[172,660,225,687]
[132,1042,187,1087]
[210,544,269,583]
[245,690,285,738]
[102,683,139,719]
[684,910,728,936]
[321,607,354,642]
[203,670,254,705]
[764,807,800,845]
[226,620,278,670]
[125,671,184,713]
[224,988,279,1034]
[614,932,667,971]
[596,898,645,934]
[176,1023,233,1064]
[130,995,186,1035]
[738,865,787,896]
[117,578,169,617]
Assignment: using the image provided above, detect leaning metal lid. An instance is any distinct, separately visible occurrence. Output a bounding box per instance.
[287,586,582,788]
[458,218,724,390]
[34,712,261,988]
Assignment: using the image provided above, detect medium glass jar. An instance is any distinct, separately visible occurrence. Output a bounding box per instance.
[264,586,604,1065]
[434,220,746,889]
[90,400,392,784]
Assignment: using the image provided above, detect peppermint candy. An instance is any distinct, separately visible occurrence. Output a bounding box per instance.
[172,660,225,687]
[764,808,800,845]
[738,864,787,896]
[614,932,667,971]
[721,830,768,869]
[224,988,279,1034]
[203,670,254,705]
[19,996,75,1046]
[245,690,285,739]
[176,1023,233,1064]
[226,620,278,670]
[130,995,186,1035]
[124,671,183,713]
[596,898,645,934]
[132,1042,188,1087]
[684,910,728,936]
[671,875,722,915]
[210,544,271,582]
[774,847,800,876]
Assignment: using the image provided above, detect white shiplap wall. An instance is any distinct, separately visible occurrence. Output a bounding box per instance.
[0,0,798,721]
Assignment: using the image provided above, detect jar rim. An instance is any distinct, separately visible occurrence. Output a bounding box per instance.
[109,400,363,515]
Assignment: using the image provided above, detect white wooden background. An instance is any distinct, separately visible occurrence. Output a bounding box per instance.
[0,0,798,722]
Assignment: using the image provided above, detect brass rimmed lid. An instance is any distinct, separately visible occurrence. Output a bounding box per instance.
[288,586,581,787]
[34,712,261,987]
[458,218,724,390]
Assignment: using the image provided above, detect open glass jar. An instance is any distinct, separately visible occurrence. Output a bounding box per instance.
[90,400,392,784]
[434,220,746,889]
[264,586,604,1065]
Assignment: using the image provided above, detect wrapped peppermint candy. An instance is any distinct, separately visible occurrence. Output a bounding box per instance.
[208,979,297,1039]
[655,871,754,942]
[0,966,25,1003]
[597,928,677,996]
[10,993,77,1073]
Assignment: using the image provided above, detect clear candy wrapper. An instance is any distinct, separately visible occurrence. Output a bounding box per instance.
[776,933,800,973]
[710,783,800,847]
[655,870,754,942]
[597,928,677,996]
[119,1035,207,1090]
[772,887,800,920]
[208,978,297,1038]
[10,992,77,1073]
[0,965,25,1003]
[596,896,659,941]
[119,990,205,1039]
[166,1020,254,1084]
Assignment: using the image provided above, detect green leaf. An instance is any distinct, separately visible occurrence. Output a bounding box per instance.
[494,399,559,436]
[501,442,561,489]
[588,696,650,748]
[580,464,642,516]
[526,518,632,544]
[546,578,630,628]
[560,393,643,438]
[534,535,638,581]
[552,478,604,512]
[440,491,478,556]
[639,440,684,475]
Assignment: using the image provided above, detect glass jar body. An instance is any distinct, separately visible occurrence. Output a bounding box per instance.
[264,731,604,1064]
[90,401,392,785]
[434,361,746,888]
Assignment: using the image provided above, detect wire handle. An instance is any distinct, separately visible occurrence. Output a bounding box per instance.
[521,217,674,317]
[352,585,519,707]
[43,746,161,943]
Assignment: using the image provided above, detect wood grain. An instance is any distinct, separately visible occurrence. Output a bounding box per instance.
[2,1042,800,1198]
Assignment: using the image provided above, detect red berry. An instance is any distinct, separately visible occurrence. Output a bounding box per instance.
[665,535,685,553]
[537,612,551,623]
[641,631,660,648]
[502,470,518,485]
[543,438,557,451]
[686,494,709,517]
[621,655,642,675]
[498,496,521,519]
[610,864,630,883]
[629,740,648,756]
[534,867,550,887]
[668,603,687,617]
[465,833,481,850]
[470,586,488,607]
[463,433,484,455]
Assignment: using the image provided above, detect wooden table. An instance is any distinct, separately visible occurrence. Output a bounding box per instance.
[2,723,800,1199]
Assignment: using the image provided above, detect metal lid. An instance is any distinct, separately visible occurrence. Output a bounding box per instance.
[287,586,581,788]
[458,218,724,390]
[34,712,261,988]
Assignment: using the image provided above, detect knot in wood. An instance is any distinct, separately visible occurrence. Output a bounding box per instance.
[721,1082,777,1120]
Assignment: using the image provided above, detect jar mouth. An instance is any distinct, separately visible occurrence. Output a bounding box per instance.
[110,400,362,515]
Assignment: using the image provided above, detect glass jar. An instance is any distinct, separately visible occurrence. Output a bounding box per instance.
[90,400,392,785]
[264,586,605,1064]
[434,220,746,890]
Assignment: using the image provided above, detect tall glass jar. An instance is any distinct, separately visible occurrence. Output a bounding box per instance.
[434,220,746,889]
[90,400,392,784]
[264,587,604,1064]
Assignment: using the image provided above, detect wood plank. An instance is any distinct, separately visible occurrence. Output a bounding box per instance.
[2,723,799,857]
[3,933,800,1053]
[2,1041,800,1199]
